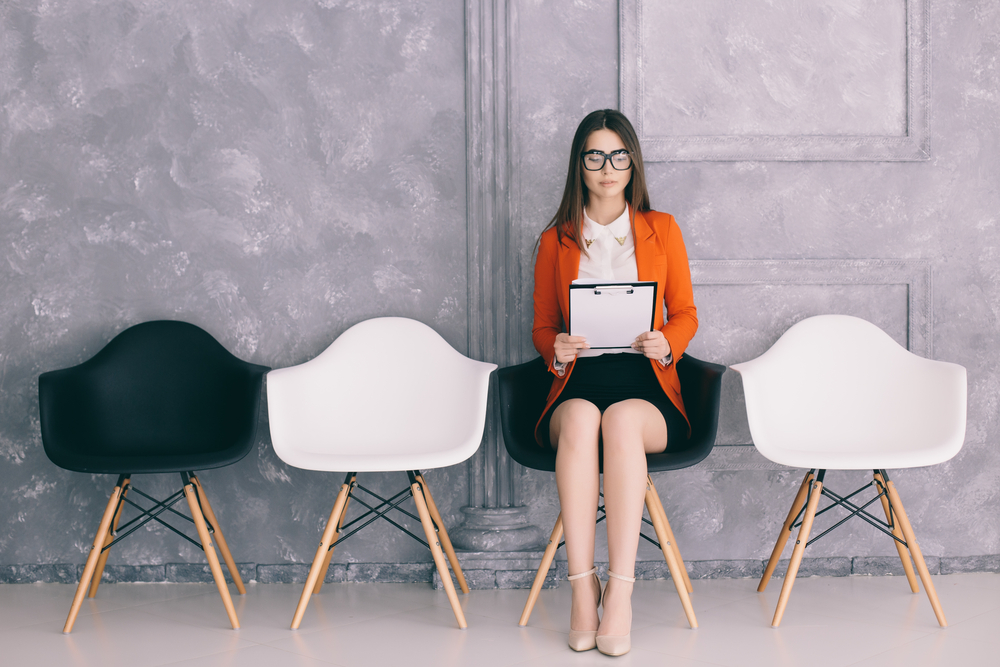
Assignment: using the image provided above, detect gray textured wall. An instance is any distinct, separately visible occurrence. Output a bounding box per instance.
[1,0,998,583]
[1,0,468,574]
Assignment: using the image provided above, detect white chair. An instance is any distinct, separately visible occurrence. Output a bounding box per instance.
[266,317,497,630]
[731,314,966,628]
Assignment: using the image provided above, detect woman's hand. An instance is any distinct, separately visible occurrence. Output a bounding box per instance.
[554,333,589,364]
[632,330,671,360]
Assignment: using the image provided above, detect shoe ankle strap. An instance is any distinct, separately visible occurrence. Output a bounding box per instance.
[607,570,635,583]
[567,567,597,581]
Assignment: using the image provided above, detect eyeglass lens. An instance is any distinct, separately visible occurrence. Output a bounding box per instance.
[582,151,631,171]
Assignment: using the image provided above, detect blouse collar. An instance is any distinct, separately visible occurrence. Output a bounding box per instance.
[583,205,631,241]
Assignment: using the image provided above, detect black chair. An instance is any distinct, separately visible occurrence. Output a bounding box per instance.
[498,354,725,630]
[38,320,268,633]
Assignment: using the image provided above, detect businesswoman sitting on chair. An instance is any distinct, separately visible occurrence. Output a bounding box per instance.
[532,109,698,656]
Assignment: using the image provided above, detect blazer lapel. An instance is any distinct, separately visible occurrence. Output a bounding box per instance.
[632,210,656,282]
[557,235,581,323]
[632,210,665,330]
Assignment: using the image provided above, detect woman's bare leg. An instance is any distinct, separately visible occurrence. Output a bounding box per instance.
[550,399,602,633]
[598,399,667,638]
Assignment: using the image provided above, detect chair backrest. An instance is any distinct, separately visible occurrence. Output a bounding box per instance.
[266,317,497,471]
[730,314,967,469]
[497,354,726,472]
[38,321,269,474]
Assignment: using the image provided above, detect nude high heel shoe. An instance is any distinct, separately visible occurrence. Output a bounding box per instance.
[596,570,635,656]
[566,567,602,651]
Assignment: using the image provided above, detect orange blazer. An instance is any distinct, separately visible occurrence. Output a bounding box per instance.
[531,209,699,445]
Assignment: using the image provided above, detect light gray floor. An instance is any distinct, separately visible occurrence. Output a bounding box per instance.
[0,573,997,666]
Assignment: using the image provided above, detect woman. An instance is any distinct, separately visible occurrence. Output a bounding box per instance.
[531,109,698,656]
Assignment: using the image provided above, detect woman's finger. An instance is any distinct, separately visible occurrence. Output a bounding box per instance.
[562,336,588,348]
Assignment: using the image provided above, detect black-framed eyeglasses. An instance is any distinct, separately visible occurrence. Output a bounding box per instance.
[581,149,632,171]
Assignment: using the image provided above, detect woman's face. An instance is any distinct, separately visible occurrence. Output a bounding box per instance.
[581,128,632,205]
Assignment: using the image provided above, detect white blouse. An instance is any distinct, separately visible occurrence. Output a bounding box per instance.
[577,206,638,283]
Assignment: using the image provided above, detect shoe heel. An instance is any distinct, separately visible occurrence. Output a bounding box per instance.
[567,567,601,652]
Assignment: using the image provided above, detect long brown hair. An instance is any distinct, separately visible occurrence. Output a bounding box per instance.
[538,109,651,254]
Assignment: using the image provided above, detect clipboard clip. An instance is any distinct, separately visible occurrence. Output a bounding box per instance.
[593,286,634,295]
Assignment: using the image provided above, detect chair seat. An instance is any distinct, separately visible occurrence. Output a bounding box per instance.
[731,314,966,471]
[499,355,725,473]
[39,321,268,474]
[266,317,495,473]
[267,448,479,474]
[755,443,961,471]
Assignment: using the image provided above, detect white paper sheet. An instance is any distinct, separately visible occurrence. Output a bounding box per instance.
[568,280,657,350]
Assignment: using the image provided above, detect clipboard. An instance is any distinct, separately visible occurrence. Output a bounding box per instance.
[568,281,658,349]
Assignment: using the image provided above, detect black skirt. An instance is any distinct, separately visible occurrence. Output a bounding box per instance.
[539,353,688,450]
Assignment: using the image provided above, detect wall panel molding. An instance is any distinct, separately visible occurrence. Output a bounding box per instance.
[620,0,930,162]
[690,259,932,357]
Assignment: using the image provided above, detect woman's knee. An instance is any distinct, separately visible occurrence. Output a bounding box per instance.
[601,401,661,452]
[551,399,601,450]
[601,402,642,438]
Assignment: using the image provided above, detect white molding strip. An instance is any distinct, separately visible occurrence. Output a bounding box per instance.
[690,259,932,357]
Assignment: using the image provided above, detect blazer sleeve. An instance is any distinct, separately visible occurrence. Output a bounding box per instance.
[659,216,698,363]
[532,231,565,375]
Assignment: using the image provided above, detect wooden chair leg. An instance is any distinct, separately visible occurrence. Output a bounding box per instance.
[291,475,354,629]
[312,536,337,596]
[190,475,246,595]
[519,514,563,627]
[411,475,467,629]
[313,475,355,595]
[771,475,824,628]
[759,470,815,592]
[416,473,469,594]
[88,477,130,598]
[874,472,919,593]
[645,479,698,629]
[517,512,563,628]
[885,479,947,627]
[183,478,239,630]
[646,476,693,594]
[63,477,126,633]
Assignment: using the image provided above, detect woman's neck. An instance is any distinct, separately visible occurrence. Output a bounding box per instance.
[585,197,627,226]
